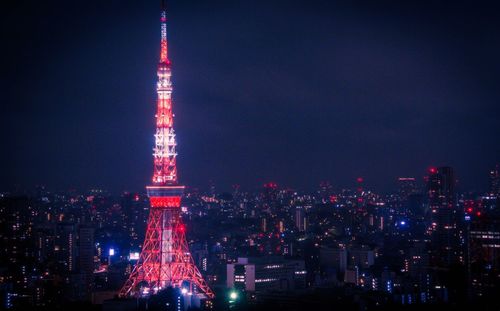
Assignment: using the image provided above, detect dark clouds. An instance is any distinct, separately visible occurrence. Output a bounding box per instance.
[1,0,499,193]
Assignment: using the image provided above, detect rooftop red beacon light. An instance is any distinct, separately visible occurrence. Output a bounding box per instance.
[119,1,214,299]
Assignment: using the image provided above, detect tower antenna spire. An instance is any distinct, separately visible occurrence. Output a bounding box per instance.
[160,0,169,64]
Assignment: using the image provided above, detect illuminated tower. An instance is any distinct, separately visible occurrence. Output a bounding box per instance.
[119,2,214,299]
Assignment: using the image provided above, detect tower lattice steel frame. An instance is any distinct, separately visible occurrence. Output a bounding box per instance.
[119,1,214,299]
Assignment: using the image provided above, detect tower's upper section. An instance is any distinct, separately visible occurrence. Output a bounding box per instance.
[152,0,178,186]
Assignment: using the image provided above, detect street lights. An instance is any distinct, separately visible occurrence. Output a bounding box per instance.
[228,289,240,309]
[108,248,115,266]
[229,291,238,301]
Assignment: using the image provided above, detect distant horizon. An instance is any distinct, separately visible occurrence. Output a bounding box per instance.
[2,164,495,196]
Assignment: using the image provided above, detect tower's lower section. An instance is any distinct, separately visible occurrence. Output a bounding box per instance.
[119,186,214,299]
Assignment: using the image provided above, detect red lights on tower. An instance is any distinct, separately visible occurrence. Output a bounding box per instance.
[264,182,278,189]
[148,196,182,207]
[356,177,364,193]
[119,1,214,299]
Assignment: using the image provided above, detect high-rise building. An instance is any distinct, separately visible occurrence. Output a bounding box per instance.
[398,177,422,220]
[119,1,213,299]
[489,164,500,197]
[295,208,307,232]
[398,177,417,201]
[318,181,334,203]
[0,196,35,266]
[227,257,306,292]
[469,216,500,298]
[78,225,94,300]
[261,217,267,233]
[348,246,375,269]
[427,167,462,266]
[0,196,37,307]
[55,223,77,272]
[34,225,56,264]
[319,247,347,274]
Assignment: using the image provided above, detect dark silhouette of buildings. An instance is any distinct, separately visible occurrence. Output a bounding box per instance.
[427,167,462,266]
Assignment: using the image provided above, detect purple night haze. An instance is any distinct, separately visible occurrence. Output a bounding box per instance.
[2,0,500,193]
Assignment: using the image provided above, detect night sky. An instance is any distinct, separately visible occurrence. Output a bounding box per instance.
[2,0,499,193]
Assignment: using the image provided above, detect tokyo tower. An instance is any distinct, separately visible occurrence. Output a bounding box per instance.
[119,1,214,299]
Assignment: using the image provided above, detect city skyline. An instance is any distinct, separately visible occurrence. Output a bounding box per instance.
[2,165,499,309]
[2,0,500,193]
[2,1,500,309]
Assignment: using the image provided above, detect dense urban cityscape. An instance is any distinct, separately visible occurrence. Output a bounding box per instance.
[3,0,500,310]
[1,165,500,310]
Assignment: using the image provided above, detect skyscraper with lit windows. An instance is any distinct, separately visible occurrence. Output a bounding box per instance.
[427,167,462,266]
